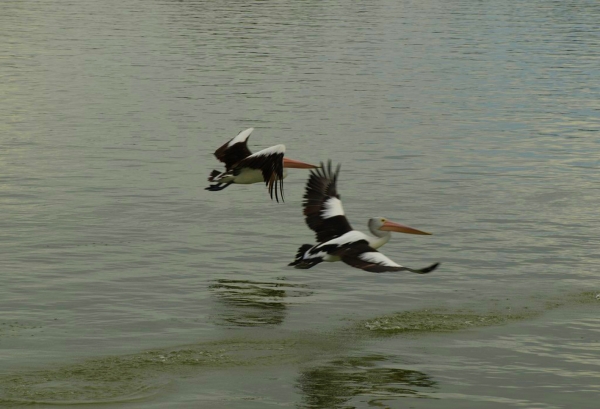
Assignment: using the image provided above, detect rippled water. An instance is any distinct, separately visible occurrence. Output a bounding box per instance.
[1,0,599,407]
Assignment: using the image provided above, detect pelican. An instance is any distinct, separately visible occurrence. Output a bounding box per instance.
[206,128,319,202]
[289,161,440,273]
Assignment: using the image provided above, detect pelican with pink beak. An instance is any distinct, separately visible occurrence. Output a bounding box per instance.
[206,128,319,202]
[289,161,439,273]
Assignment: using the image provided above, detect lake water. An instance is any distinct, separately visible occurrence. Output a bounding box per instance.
[1,0,599,407]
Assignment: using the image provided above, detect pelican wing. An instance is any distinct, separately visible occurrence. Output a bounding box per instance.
[335,241,439,274]
[235,145,285,202]
[214,128,254,170]
[303,161,353,243]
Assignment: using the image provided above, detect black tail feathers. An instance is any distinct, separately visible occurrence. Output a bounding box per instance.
[208,170,221,182]
[288,244,314,267]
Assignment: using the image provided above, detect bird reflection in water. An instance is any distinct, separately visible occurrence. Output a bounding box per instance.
[298,354,436,408]
[208,278,313,327]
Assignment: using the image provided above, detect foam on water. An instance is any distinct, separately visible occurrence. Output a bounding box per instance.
[1,291,596,405]
[357,291,599,336]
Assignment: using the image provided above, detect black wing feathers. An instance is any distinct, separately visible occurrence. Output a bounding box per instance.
[335,241,439,274]
[302,161,353,242]
[236,151,285,202]
[214,134,252,170]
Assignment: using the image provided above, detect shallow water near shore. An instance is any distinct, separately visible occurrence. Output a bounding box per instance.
[1,0,599,407]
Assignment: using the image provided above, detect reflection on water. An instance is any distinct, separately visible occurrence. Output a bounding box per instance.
[208,279,313,327]
[0,294,598,409]
[298,354,436,409]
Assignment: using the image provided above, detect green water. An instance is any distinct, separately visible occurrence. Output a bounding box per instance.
[1,292,598,406]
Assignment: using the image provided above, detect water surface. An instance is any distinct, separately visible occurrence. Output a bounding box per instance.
[1,0,599,407]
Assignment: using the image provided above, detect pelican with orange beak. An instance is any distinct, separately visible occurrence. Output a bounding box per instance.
[206,128,319,202]
[289,161,439,273]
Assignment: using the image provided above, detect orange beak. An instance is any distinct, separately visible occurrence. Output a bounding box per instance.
[283,157,319,169]
[379,220,432,235]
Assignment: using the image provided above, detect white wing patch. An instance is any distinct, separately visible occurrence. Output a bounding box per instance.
[307,250,328,259]
[325,230,368,246]
[250,144,286,158]
[359,252,402,267]
[321,197,345,219]
[228,128,254,147]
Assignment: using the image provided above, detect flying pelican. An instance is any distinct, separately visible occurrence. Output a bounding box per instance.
[289,161,440,273]
[206,128,319,202]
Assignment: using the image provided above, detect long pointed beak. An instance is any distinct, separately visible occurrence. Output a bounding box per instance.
[379,220,432,235]
[283,157,319,169]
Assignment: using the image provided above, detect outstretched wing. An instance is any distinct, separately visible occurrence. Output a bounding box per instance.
[335,241,439,274]
[302,161,353,243]
[235,145,286,202]
[214,128,254,170]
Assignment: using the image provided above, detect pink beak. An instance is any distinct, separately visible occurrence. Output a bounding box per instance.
[379,220,432,235]
[283,157,319,169]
